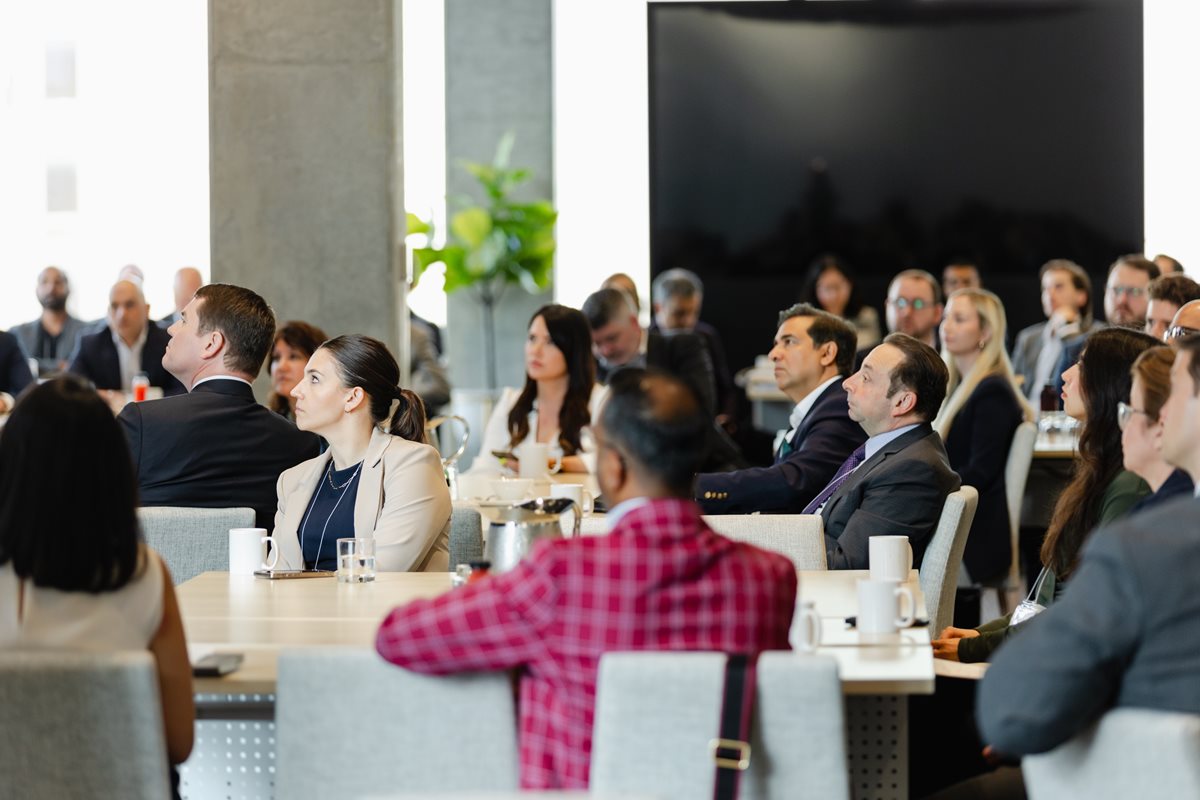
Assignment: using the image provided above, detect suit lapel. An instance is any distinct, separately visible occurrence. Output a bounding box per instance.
[277,453,329,569]
[353,428,391,535]
[823,424,931,516]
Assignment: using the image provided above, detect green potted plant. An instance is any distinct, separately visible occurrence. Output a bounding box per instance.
[407,133,557,392]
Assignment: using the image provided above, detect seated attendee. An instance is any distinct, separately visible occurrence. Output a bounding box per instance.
[583,287,716,415]
[375,369,797,790]
[158,267,204,328]
[0,331,35,414]
[10,266,89,376]
[1152,252,1184,275]
[0,376,195,778]
[934,328,1157,663]
[273,335,451,572]
[882,269,943,350]
[1122,347,1193,512]
[68,279,185,403]
[119,284,321,528]
[813,333,960,570]
[801,254,882,350]
[935,289,1034,585]
[942,260,983,297]
[651,268,736,419]
[266,320,329,421]
[474,305,606,474]
[1144,273,1200,341]
[695,303,865,513]
[1166,299,1200,346]
[1011,259,1093,404]
[407,320,452,413]
[601,271,641,312]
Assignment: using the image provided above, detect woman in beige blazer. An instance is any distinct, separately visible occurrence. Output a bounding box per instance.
[272,335,451,573]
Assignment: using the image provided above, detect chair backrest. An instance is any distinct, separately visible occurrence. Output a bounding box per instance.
[918,486,979,633]
[578,514,827,570]
[1022,708,1200,799]
[0,651,171,799]
[137,506,255,584]
[702,514,827,570]
[426,414,470,467]
[449,505,484,569]
[592,651,849,800]
[275,648,519,799]
[1003,421,1038,589]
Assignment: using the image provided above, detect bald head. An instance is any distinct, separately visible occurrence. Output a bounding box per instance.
[108,280,150,345]
[601,272,640,312]
[36,266,69,311]
[173,267,204,313]
[1168,300,1200,347]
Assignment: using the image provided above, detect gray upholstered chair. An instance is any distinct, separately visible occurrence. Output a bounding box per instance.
[1022,709,1200,799]
[275,648,518,799]
[448,505,484,569]
[137,505,254,584]
[997,420,1038,609]
[0,651,172,799]
[918,486,979,634]
[591,651,849,799]
[580,514,827,570]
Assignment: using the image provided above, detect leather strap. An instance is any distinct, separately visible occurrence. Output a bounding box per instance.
[712,653,758,800]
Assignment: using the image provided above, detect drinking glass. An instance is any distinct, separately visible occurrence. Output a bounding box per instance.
[336,538,376,583]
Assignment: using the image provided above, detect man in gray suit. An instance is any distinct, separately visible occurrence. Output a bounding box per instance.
[10,266,90,376]
[811,333,960,570]
[1010,259,1094,405]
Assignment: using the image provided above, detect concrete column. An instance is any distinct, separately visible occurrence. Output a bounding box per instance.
[444,0,553,393]
[208,0,405,365]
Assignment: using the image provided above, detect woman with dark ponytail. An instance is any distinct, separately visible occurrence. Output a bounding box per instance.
[271,335,451,572]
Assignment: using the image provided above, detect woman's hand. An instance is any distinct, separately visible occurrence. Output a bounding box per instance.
[932,626,979,662]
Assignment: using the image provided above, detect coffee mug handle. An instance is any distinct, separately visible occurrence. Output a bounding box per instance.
[261,535,280,570]
[797,603,822,653]
[894,586,916,628]
[548,450,563,475]
[581,490,594,515]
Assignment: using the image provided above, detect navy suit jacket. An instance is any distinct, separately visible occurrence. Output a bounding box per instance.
[821,423,960,570]
[0,331,35,396]
[68,324,185,396]
[119,378,321,528]
[695,380,865,514]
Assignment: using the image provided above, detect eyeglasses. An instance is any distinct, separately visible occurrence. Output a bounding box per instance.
[1109,285,1146,299]
[888,297,932,311]
[1117,401,1154,432]
[1166,325,1200,342]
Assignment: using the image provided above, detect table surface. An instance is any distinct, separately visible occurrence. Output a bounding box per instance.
[181,569,934,696]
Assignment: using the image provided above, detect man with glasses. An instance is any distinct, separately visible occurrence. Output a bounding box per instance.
[884,269,943,349]
[1166,300,1200,347]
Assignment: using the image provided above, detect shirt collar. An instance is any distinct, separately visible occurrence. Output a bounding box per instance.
[788,374,842,432]
[863,422,921,463]
[193,375,253,389]
[110,324,148,351]
[605,496,652,531]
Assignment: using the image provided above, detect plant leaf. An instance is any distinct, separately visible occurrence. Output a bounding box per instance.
[404,212,431,238]
[449,207,492,250]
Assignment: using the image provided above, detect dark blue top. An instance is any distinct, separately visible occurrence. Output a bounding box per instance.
[1129,468,1194,515]
[299,461,363,570]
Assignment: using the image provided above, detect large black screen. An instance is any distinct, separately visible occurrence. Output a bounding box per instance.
[650,0,1143,370]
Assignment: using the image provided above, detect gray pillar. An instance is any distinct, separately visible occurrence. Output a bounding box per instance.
[444,0,553,393]
[209,0,405,366]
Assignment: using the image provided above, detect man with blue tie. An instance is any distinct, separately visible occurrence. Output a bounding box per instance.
[695,304,865,513]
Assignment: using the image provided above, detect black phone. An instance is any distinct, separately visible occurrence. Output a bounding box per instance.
[192,652,244,677]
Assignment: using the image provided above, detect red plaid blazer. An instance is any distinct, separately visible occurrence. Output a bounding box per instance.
[375,497,797,789]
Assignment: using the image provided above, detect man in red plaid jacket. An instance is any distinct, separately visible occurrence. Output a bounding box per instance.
[376,369,798,789]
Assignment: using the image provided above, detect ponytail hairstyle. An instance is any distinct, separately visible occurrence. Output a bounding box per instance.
[318,334,428,444]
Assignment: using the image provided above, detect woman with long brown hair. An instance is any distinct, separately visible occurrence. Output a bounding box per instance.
[934,327,1158,662]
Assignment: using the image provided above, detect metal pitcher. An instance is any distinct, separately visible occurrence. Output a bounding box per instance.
[480,497,580,574]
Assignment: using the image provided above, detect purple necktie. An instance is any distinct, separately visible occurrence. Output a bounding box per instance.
[802,444,867,514]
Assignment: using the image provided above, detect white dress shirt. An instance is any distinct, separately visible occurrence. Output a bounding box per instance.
[111,325,148,392]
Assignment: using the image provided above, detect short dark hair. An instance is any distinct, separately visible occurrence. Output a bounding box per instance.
[319,335,426,443]
[599,368,708,495]
[268,320,330,416]
[194,284,276,376]
[651,268,703,304]
[1154,253,1184,273]
[1108,253,1160,281]
[800,254,864,317]
[882,332,949,422]
[0,376,141,592]
[778,302,858,377]
[1040,259,1093,323]
[582,287,636,330]
[1147,274,1200,308]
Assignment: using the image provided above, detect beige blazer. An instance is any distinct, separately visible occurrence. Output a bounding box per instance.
[272,427,451,572]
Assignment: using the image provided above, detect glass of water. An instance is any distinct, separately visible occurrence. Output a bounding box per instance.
[336,537,376,583]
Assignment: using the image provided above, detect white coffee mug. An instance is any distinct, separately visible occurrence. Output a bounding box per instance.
[869,535,913,583]
[549,483,594,514]
[490,478,533,502]
[856,579,916,634]
[791,600,823,653]
[229,528,278,575]
[515,442,563,479]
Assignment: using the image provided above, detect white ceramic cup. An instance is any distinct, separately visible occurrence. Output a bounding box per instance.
[549,483,593,514]
[791,600,823,653]
[229,528,277,575]
[856,578,916,634]
[869,535,913,583]
[490,478,534,502]
[515,442,563,479]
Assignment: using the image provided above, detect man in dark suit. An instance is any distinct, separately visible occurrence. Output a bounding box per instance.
[650,268,736,420]
[0,330,36,414]
[583,287,717,415]
[812,333,960,570]
[695,304,865,513]
[119,283,320,528]
[68,280,185,401]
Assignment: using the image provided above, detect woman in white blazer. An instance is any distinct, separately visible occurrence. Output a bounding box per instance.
[272,335,451,573]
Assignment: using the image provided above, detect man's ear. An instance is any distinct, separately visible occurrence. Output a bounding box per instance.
[892,389,917,417]
[818,341,838,368]
[200,329,225,362]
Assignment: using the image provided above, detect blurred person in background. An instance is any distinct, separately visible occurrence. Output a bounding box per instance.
[10,266,89,376]
[266,321,329,421]
[801,254,882,350]
[158,267,205,328]
[1143,273,1200,341]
